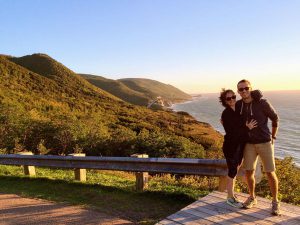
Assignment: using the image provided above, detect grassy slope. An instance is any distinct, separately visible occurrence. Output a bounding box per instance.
[1,159,299,224]
[80,74,192,106]
[9,54,121,101]
[0,54,120,114]
[1,54,300,223]
[79,74,150,106]
[0,53,222,223]
[118,78,192,102]
[0,165,213,224]
[0,54,223,156]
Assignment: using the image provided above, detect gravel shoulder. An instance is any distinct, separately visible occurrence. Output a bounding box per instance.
[0,193,133,225]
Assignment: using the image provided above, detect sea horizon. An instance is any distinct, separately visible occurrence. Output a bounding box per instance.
[188,89,300,96]
[172,90,300,167]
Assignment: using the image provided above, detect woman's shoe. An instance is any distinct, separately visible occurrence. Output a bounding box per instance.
[226,196,243,208]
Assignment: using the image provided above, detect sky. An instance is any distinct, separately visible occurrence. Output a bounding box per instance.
[1,0,300,93]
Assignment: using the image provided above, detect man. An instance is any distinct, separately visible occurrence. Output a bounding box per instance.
[235,79,280,215]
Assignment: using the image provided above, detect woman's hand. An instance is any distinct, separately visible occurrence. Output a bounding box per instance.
[246,119,257,130]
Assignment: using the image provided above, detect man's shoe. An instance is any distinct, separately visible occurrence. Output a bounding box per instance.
[271,200,281,216]
[226,196,243,208]
[243,196,257,209]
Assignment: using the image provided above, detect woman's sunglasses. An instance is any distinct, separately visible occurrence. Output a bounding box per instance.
[238,87,250,92]
[226,95,236,101]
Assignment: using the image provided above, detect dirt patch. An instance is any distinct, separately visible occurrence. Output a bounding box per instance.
[0,193,133,225]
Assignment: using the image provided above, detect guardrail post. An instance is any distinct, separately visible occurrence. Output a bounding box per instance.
[18,152,36,176]
[68,153,86,182]
[131,154,149,191]
[218,175,227,192]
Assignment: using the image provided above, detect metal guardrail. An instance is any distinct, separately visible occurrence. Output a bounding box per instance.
[0,154,237,191]
[0,154,228,176]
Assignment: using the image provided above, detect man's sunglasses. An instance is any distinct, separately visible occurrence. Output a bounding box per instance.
[238,87,250,92]
[226,95,236,101]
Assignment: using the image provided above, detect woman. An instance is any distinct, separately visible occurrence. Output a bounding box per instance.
[219,89,257,208]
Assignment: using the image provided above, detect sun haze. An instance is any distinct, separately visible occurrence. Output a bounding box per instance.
[1,0,300,93]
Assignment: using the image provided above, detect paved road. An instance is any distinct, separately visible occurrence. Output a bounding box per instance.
[0,193,133,225]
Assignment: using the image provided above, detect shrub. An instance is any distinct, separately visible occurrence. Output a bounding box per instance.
[236,157,300,205]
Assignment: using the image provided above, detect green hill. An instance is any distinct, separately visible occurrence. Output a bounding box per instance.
[79,74,149,105]
[80,74,192,106]
[9,54,120,101]
[0,53,222,158]
[118,78,192,104]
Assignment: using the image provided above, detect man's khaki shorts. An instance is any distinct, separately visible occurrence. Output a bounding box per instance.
[243,142,275,172]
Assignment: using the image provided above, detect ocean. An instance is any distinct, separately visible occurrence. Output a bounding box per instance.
[171,90,300,167]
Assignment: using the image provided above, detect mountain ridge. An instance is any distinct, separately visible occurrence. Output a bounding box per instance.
[81,74,191,106]
[0,53,222,158]
[79,74,149,106]
[8,53,121,101]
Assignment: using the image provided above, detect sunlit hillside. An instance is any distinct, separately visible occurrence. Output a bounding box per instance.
[79,74,149,106]
[80,74,192,106]
[0,54,222,158]
[119,78,192,104]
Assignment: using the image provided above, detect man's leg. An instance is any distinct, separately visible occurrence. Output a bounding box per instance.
[266,171,279,201]
[242,144,258,209]
[256,142,280,215]
[243,143,257,198]
[256,142,278,201]
[243,169,258,208]
[245,170,255,198]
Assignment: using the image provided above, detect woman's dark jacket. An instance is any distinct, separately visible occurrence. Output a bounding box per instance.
[221,107,249,157]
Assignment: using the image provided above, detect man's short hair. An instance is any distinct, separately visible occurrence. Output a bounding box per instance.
[237,79,251,87]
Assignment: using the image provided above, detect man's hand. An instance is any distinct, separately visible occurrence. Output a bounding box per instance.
[271,136,276,145]
[246,119,258,130]
[271,126,278,145]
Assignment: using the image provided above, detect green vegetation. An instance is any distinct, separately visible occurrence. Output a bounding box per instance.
[2,53,299,223]
[80,74,192,106]
[80,74,150,106]
[0,165,213,224]
[119,78,192,104]
[0,53,222,157]
[236,157,300,206]
[0,157,299,224]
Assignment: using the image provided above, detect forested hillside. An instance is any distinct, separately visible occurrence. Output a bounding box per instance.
[79,74,149,106]
[0,54,222,158]
[80,74,192,106]
[118,78,191,104]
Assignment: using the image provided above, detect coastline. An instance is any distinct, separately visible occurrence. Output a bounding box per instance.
[171,94,300,168]
[169,95,202,110]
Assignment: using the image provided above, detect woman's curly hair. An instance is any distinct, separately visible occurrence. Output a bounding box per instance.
[219,88,235,107]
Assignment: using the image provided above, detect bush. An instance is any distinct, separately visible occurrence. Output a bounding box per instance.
[236,157,300,205]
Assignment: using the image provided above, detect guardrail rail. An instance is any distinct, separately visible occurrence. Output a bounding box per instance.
[0,153,238,191]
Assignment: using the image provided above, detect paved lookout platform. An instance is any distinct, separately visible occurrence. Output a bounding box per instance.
[157,191,300,225]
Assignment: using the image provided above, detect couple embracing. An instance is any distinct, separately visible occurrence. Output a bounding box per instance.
[219,79,280,215]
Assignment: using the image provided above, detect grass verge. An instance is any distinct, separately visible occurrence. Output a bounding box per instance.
[0,165,216,224]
